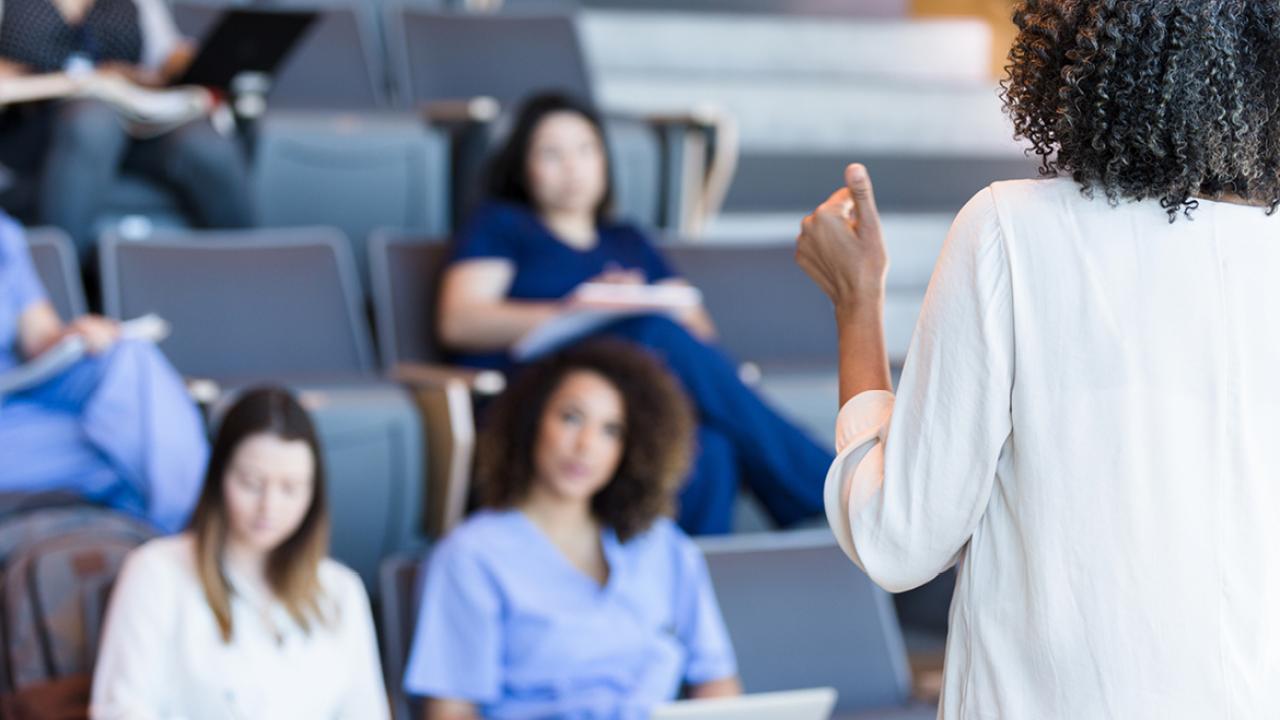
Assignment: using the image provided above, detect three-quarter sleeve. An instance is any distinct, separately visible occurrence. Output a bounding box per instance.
[673,532,737,686]
[335,570,392,720]
[89,545,175,720]
[825,187,1015,593]
[402,539,503,704]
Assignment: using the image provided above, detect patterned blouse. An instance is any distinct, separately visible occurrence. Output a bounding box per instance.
[0,0,179,73]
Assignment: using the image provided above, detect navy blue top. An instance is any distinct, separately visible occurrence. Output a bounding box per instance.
[448,202,675,369]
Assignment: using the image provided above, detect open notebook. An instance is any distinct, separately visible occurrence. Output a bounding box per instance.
[512,283,702,361]
[0,74,212,138]
[0,315,169,398]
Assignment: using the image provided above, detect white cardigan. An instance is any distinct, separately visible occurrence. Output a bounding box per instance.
[91,535,390,720]
[828,177,1280,719]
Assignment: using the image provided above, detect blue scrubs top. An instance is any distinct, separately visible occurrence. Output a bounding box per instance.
[448,202,677,369]
[0,211,46,373]
[403,509,737,719]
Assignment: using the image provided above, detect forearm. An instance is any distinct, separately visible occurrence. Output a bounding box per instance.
[17,303,67,360]
[439,301,563,352]
[677,306,717,342]
[834,290,892,406]
[0,58,28,78]
[687,676,743,699]
[423,699,480,720]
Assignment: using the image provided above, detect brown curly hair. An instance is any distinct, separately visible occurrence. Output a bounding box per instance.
[1000,0,1280,220]
[474,340,695,542]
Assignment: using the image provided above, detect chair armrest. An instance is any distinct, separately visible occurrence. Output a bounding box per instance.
[391,362,503,538]
[420,97,501,127]
[392,361,506,397]
[608,106,740,237]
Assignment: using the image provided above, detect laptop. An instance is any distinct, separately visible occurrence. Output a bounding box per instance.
[651,688,837,720]
[176,9,318,90]
[695,530,914,713]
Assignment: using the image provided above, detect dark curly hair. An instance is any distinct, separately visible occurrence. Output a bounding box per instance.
[1001,0,1280,220]
[474,340,695,542]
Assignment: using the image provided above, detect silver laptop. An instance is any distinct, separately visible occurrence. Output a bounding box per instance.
[650,688,837,720]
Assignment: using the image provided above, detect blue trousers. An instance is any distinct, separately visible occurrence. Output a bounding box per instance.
[598,316,833,535]
[0,340,208,532]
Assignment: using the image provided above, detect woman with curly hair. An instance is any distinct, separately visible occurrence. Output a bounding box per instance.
[797,1,1280,717]
[402,341,741,719]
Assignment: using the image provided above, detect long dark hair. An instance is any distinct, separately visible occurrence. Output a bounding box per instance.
[189,386,331,642]
[475,340,694,542]
[484,91,615,220]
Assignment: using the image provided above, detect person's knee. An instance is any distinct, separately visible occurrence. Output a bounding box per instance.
[99,338,165,371]
[165,124,247,187]
[51,100,126,156]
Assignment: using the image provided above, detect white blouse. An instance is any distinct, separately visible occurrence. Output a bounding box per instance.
[91,535,390,720]
[827,177,1280,719]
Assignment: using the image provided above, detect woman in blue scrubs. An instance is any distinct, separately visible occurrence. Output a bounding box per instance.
[436,92,833,535]
[0,211,206,531]
[404,341,741,718]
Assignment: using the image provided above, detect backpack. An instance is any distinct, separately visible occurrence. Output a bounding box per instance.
[0,500,156,718]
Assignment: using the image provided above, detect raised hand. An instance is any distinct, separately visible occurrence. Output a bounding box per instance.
[795,163,889,311]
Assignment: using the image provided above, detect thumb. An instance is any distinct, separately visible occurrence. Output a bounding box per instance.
[844,163,880,227]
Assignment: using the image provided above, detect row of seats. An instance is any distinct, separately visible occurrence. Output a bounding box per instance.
[25,226,936,720]
[109,4,730,242]
[379,529,937,720]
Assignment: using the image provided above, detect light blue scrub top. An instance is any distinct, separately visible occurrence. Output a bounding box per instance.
[403,509,737,719]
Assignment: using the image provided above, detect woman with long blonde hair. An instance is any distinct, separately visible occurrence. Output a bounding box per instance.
[91,387,389,719]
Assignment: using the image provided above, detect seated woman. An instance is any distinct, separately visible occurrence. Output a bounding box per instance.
[91,386,390,720]
[404,341,741,719]
[0,0,253,259]
[0,210,205,531]
[438,92,832,535]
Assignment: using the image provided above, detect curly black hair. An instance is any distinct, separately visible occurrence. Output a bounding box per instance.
[1001,0,1280,220]
[474,340,695,542]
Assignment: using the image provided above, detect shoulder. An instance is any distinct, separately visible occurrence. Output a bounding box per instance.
[0,212,26,262]
[123,534,197,579]
[112,534,199,607]
[454,202,541,257]
[464,201,537,232]
[981,176,1094,224]
[622,517,699,565]
[317,558,370,613]
[601,219,657,247]
[434,509,523,565]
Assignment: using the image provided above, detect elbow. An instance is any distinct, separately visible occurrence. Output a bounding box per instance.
[436,313,464,351]
[435,300,473,352]
[854,533,950,594]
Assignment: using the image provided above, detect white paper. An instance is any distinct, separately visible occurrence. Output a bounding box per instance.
[0,314,170,397]
[0,73,212,138]
[512,284,702,361]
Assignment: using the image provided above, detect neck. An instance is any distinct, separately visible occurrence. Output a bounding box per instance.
[1195,190,1269,208]
[520,486,597,539]
[539,209,597,249]
[223,537,270,584]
